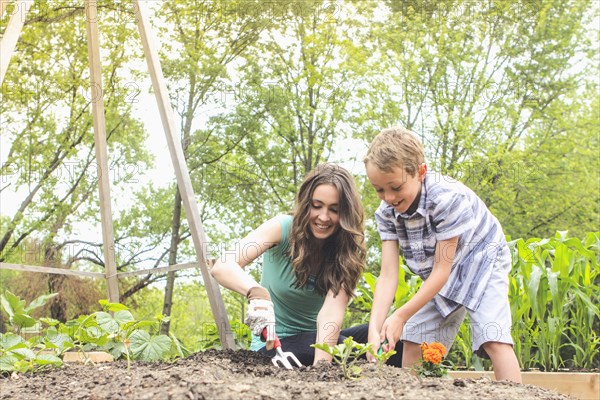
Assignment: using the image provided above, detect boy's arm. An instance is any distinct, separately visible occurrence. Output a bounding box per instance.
[367,240,400,358]
[382,236,458,348]
[314,289,350,365]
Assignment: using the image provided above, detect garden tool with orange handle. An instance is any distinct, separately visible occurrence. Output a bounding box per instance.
[261,328,303,370]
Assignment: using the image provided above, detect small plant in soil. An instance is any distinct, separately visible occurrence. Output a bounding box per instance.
[311,336,372,379]
[369,342,396,371]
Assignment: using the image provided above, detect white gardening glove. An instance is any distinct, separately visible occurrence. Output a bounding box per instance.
[245,287,276,349]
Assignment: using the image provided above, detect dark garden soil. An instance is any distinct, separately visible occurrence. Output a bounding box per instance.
[0,349,570,400]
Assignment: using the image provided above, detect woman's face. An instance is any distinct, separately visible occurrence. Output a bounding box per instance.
[308,183,340,241]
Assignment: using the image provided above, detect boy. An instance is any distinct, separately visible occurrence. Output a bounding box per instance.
[364,127,521,382]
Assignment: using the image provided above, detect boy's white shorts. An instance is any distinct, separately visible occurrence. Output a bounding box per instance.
[401,253,514,358]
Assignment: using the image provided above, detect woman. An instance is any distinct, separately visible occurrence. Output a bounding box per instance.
[211,163,399,366]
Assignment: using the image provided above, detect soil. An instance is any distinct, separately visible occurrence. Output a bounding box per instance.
[0,349,571,400]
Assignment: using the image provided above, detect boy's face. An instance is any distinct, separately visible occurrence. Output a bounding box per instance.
[365,163,427,214]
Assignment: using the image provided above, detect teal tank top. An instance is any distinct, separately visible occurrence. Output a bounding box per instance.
[250,214,326,350]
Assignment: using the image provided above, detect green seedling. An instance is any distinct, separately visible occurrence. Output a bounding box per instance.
[311,336,372,379]
[370,340,396,370]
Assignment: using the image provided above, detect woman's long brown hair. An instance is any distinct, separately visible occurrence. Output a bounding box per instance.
[289,164,366,298]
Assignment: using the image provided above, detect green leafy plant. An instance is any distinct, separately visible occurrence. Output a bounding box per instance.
[1,293,189,375]
[369,341,396,371]
[0,291,64,374]
[63,300,187,369]
[311,336,372,379]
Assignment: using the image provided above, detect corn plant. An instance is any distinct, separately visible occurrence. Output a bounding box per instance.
[508,232,599,371]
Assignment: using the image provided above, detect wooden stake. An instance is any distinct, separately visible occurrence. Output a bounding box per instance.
[0,0,33,85]
[1,0,11,19]
[85,0,119,304]
[131,0,235,349]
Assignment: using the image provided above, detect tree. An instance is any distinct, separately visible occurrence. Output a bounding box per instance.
[0,1,150,318]
[359,0,598,239]
[148,0,272,333]
[208,0,371,219]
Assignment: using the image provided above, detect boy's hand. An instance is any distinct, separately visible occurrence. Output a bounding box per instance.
[381,311,406,351]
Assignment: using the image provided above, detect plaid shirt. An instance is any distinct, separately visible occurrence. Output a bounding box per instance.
[375,172,509,317]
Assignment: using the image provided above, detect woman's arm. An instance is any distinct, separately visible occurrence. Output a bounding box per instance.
[365,240,400,360]
[210,217,283,295]
[369,240,400,333]
[313,289,350,365]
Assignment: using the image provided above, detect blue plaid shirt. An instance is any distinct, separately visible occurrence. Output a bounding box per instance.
[375,172,509,317]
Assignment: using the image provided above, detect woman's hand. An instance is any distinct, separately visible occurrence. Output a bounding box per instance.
[366,326,383,363]
[245,287,276,349]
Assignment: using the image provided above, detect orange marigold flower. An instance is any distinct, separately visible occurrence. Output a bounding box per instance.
[429,342,447,356]
[420,342,429,351]
[423,348,443,364]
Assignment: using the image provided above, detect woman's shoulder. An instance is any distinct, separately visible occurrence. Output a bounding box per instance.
[273,214,293,224]
[256,214,292,251]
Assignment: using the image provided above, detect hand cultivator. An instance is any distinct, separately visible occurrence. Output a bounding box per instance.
[262,328,302,370]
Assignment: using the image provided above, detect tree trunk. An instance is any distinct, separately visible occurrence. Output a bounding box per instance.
[160,188,182,334]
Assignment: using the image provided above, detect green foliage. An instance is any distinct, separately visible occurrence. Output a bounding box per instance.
[352,260,422,323]
[508,232,600,371]
[415,360,448,378]
[0,292,64,374]
[1,291,58,329]
[312,336,372,379]
[0,0,151,266]
[359,0,598,242]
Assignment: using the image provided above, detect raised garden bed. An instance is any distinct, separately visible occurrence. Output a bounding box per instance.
[0,350,576,400]
[449,371,599,400]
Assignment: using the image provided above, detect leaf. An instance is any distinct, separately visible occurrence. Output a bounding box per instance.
[0,291,25,318]
[349,365,362,377]
[11,348,36,360]
[25,293,58,313]
[79,326,109,346]
[95,312,119,334]
[527,265,543,318]
[104,341,126,360]
[34,353,62,366]
[39,318,60,327]
[0,354,18,372]
[44,330,73,351]
[105,302,130,312]
[169,333,186,358]
[129,330,172,361]
[12,313,37,329]
[0,333,23,350]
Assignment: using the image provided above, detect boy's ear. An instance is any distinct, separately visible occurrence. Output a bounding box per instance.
[418,163,428,180]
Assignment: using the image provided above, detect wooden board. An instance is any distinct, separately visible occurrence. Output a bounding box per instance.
[63,351,114,363]
[449,371,600,400]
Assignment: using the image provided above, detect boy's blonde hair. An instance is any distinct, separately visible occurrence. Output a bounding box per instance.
[364,127,425,177]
